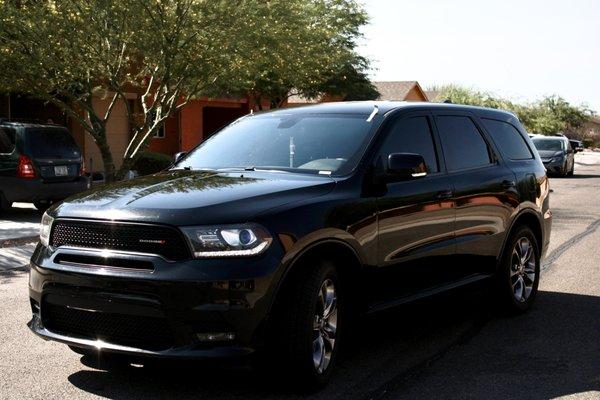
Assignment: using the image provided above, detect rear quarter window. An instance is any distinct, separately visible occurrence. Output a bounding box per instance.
[0,127,16,153]
[482,118,533,160]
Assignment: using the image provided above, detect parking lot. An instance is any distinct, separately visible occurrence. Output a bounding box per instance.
[0,153,599,400]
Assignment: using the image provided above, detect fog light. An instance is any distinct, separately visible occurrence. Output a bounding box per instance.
[196,332,236,342]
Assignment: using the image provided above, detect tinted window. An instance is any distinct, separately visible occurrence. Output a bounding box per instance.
[436,116,491,171]
[379,116,439,173]
[482,119,532,160]
[24,128,81,159]
[0,127,15,153]
[178,114,374,175]
[532,138,564,152]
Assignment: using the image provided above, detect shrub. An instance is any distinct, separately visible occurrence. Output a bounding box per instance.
[131,152,173,176]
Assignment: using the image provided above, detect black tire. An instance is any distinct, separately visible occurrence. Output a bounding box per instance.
[559,162,568,177]
[568,162,574,176]
[33,201,51,212]
[270,260,343,389]
[0,192,11,212]
[494,225,540,314]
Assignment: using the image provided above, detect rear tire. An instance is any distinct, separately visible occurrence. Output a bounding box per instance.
[270,260,342,390]
[494,226,540,314]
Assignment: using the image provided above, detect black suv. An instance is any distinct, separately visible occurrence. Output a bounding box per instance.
[0,122,88,212]
[28,102,551,387]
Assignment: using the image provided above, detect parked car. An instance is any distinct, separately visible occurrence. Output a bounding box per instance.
[28,102,551,388]
[569,139,584,153]
[531,135,575,176]
[0,122,89,212]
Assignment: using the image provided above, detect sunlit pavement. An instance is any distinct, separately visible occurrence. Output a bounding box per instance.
[0,154,598,399]
[0,203,41,242]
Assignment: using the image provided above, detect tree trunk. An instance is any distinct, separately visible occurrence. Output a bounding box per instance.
[95,135,116,183]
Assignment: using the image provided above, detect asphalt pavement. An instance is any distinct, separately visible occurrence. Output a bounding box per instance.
[0,154,599,399]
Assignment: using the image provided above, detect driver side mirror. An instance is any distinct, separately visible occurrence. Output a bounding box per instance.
[385,153,427,182]
[173,151,187,163]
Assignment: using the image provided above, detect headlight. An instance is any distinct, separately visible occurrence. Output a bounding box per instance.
[39,212,54,247]
[181,224,272,258]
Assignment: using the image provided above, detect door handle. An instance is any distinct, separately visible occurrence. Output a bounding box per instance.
[502,180,516,189]
[436,190,453,200]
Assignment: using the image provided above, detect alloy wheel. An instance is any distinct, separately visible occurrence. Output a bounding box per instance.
[312,278,337,374]
[510,237,537,302]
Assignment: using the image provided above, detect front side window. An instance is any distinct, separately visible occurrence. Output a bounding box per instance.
[378,116,439,173]
[0,127,15,153]
[482,119,533,160]
[436,116,492,171]
[176,113,374,175]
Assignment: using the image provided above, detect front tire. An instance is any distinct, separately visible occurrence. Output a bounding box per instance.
[568,162,574,176]
[494,226,540,314]
[272,260,342,389]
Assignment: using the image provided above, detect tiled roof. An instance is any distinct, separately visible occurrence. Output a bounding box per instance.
[374,81,428,101]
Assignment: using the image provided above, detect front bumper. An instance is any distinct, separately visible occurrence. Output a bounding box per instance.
[542,160,565,174]
[28,243,284,359]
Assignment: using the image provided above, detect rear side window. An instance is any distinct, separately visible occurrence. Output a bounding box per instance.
[0,127,15,153]
[482,119,533,160]
[378,116,439,173]
[436,116,492,171]
[23,128,80,159]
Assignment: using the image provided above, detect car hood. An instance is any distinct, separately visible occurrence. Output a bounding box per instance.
[537,150,563,159]
[52,169,336,225]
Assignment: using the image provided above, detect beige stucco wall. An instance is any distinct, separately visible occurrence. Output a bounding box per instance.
[84,97,131,171]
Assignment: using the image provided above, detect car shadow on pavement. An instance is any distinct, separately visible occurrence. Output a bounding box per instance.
[66,289,600,400]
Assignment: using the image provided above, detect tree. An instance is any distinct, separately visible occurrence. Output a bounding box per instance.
[0,0,243,180]
[0,0,371,180]
[434,85,593,135]
[523,95,592,135]
[312,55,380,101]
[215,0,371,109]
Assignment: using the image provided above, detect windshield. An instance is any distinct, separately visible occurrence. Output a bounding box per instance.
[176,113,374,175]
[532,138,564,152]
[24,128,81,159]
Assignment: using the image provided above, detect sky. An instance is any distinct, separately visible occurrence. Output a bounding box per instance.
[358,0,600,112]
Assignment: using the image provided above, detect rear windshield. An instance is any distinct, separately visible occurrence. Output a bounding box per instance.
[532,138,564,152]
[24,128,81,159]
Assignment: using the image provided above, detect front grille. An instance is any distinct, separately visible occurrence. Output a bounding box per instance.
[54,254,155,271]
[50,220,190,261]
[42,302,175,351]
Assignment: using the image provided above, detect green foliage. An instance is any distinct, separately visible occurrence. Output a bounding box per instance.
[0,0,371,179]
[434,85,594,135]
[131,152,173,176]
[313,55,380,101]
[212,0,371,108]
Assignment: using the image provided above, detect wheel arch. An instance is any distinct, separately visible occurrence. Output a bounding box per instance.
[500,209,544,262]
[268,235,366,317]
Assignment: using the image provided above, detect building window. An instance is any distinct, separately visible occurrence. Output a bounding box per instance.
[153,124,165,139]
